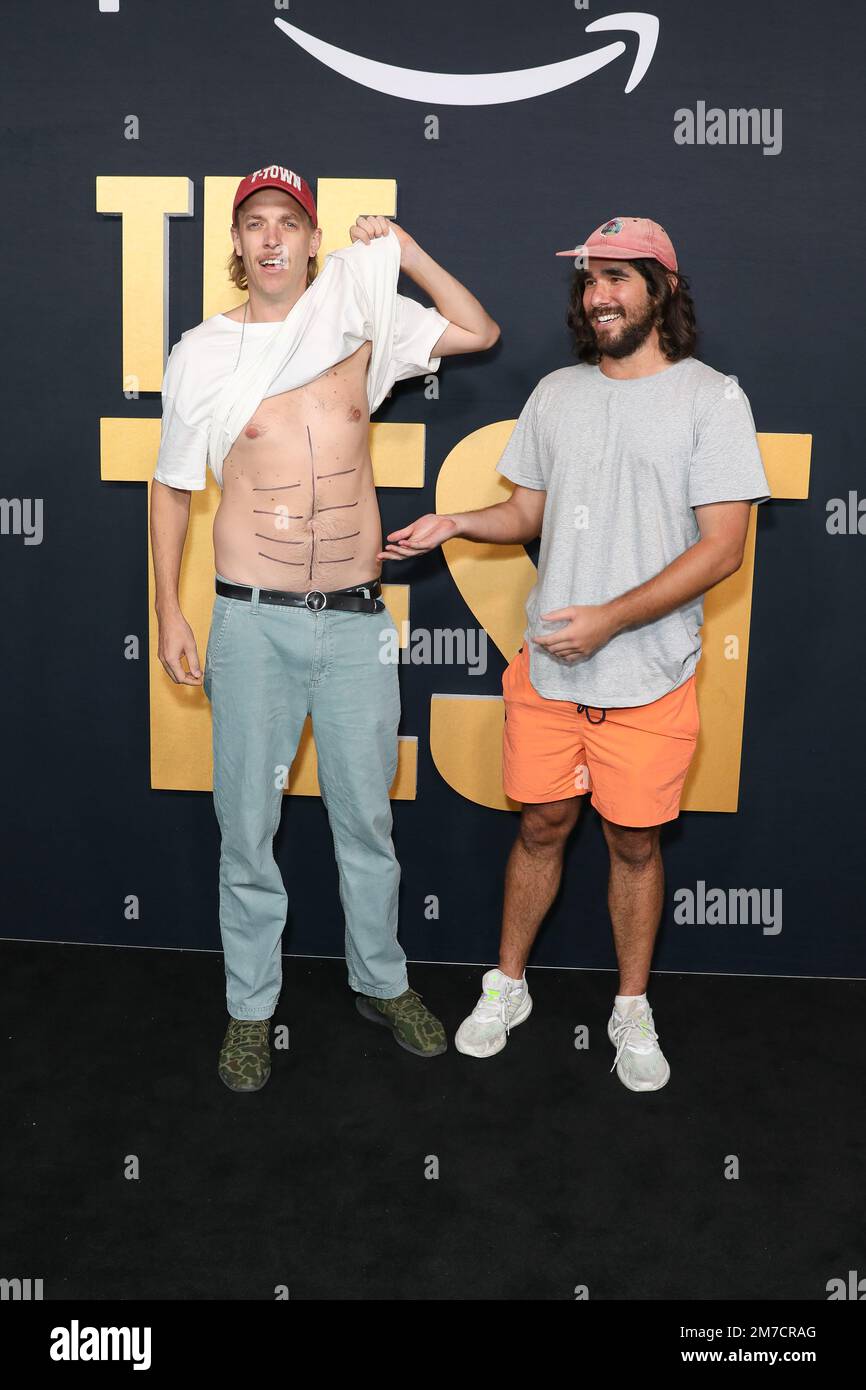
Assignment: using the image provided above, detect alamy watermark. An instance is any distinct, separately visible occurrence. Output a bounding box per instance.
[826,492,866,534]
[0,498,42,544]
[674,880,782,935]
[49,1321,151,1370]
[1,1276,43,1300]
[675,101,782,156]
[379,622,488,675]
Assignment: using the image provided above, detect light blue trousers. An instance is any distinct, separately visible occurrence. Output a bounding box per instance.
[202,574,408,1019]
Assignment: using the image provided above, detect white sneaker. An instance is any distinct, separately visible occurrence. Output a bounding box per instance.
[455,968,533,1057]
[607,998,670,1091]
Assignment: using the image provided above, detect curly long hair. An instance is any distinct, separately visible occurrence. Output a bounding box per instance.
[566,257,697,363]
[226,205,319,292]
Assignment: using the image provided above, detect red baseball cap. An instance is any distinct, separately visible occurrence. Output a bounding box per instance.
[232,164,317,225]
[556,216,678,272]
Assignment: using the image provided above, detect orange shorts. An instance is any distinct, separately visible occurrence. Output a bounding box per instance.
[502,645,700,827]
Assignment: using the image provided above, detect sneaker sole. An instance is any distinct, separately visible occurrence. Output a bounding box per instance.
[454,992,533,1058]
[606,1018,670,1091]
[355,996,447,1058]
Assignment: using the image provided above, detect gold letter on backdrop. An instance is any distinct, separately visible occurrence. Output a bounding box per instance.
[431,425,811,812]
[96,176,194,392]
[100,176,810,813]
[101,175,422,797]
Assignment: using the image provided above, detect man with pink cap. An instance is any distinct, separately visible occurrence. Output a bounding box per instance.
[380,215,771,1091]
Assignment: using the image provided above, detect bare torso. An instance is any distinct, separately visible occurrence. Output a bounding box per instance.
[213,332,382,590]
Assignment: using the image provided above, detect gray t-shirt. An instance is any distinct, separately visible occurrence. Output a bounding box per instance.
[496,356,771,707]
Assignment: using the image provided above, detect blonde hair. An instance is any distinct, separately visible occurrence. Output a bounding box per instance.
[227,204,319,291]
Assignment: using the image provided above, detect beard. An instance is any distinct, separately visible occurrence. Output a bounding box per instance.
[591,299,657,359]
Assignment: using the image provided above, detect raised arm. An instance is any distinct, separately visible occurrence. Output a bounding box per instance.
[349,215,500,355]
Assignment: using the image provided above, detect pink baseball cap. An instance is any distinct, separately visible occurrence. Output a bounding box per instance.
[232,164,317,225]
[556,216,678,272]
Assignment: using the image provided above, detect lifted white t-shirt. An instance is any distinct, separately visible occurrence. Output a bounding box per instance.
[153,229,449,491]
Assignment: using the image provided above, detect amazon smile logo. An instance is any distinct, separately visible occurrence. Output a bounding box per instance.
[273,12,659,105]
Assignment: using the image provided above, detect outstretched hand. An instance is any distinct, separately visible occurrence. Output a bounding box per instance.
[377,513,460,561]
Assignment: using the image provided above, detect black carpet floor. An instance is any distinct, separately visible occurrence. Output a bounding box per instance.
[1,940,863,1301]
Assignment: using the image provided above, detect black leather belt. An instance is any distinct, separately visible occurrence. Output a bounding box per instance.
[215,576,383,613]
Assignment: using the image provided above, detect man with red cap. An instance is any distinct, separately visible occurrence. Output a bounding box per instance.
[379,215,771,1092]
[150,164,499,1090]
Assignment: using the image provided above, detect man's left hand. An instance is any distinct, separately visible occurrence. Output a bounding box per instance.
[349,215,417,266]
[532,605,617,663]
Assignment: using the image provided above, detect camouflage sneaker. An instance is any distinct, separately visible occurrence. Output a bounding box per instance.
[218,1017,272,1092]
[355,987,447,1058]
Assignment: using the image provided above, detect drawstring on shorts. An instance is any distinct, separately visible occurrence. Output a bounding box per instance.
[576,703,607,724]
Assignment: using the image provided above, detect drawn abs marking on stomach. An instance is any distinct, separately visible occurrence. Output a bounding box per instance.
[308,425,315,582]
[320,527,360,564]
[251,481,301,491]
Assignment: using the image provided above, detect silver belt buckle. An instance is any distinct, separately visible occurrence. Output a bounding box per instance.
[304,590,327,611]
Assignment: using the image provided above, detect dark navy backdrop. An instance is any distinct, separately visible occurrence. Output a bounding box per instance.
[2,1,861,978]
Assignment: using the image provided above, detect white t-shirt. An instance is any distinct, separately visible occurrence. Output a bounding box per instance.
[153,229,450,491]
